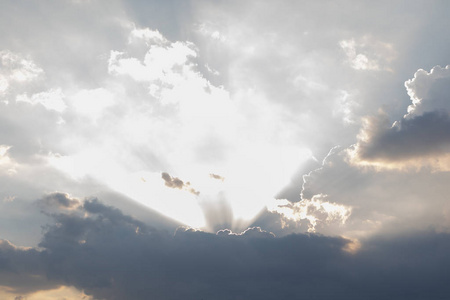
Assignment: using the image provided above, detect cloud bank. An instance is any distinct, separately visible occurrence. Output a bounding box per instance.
[2,195,450,300]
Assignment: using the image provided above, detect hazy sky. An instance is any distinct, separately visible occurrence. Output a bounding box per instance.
[2,1,450,299]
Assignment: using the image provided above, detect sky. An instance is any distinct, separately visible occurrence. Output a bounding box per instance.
[1,0,450,299]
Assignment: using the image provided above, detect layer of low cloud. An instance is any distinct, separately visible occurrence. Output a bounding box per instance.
[2,196,450,300]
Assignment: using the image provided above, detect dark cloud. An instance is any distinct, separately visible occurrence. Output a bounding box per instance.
[2,199,450,299]
[161,172,200,195]
[38,192,80,210]
[209,173,225,181]
[270,146,450,237]
[355,111,450,162]
[0,240,58,294]
[161,171,184,189]
[352,65,450,169]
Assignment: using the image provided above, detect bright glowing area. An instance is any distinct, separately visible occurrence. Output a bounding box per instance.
[268,194,352,232]
[16,89,66,112]
[48,143,312,230]
[45,27,314,231]
[0,285,94,300]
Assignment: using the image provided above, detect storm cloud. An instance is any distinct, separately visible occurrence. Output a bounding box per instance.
[2,197,450,299]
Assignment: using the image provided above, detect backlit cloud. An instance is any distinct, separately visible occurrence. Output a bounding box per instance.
[161,172,200,195]
[2,1,450,298]
[352,65,450,170]
[2,198,450,299]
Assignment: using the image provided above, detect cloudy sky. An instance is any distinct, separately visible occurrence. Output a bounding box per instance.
[1,0,450,299]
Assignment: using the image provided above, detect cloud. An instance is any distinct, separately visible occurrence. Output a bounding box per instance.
[2,199,450,299]
[209,173,225,181]
[405,65,450,116]
[352,65,450,170]
[216,226,275,238]
[352,110,450,170]
[339,36,396,71]
[263,146,450,238]
[268,194,352,233]
[16,88,66,113]
[37,192,81,211]
[0,50,43,85]
[0,239,56,295]
[2,3,450,298]
[161,172,200,195]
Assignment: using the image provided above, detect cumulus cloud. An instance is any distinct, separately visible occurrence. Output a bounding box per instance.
[37,192,80,211]
[3,2,450,298]
[268,194,352,233]
[108,30,198,97]
[352,65,450,170]
[261,146,450,238]
[405,65,450,116]
[2,198,450,299]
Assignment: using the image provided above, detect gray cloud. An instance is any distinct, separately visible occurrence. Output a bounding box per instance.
[261,147,450,238]
[2,199,450,299]
[0,239,58,295]
[2,1,450,298]
[161,172,200,195]
[355,111,450,163]
[161,172,184,189]
[353,65,450,169]
[209,173,225,181]
[38,192,80,210]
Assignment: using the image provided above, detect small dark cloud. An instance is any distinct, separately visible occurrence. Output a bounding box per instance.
[161,172,200,195]
[161,172,183,189]
[209,173,225,181]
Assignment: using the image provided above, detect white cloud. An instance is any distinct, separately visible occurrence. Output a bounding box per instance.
[0,145,17,175]
[69,88,114,120]
[0,50,43,82]
[340,36,396,71]
[16,89,66,112]
[108,35,197,89]
[0,74,8,94]
[405,65,450,116]
[268,194,352,233]
[129,27,166,45]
